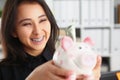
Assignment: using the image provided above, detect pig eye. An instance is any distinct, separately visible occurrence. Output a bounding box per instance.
[79,46,82,49]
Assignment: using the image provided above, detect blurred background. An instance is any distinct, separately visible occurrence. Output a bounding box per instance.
[1,0,120,74]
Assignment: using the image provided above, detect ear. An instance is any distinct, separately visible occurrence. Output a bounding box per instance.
[61,36,74,51]
[83,37,94,46]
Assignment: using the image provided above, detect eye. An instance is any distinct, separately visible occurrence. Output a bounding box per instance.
[39,18,47,23]
[79,46,82,49]
[22,23,32,26]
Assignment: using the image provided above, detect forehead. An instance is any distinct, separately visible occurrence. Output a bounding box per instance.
[16,2,46,18]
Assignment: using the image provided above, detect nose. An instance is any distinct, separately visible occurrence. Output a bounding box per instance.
[32,23,42,36]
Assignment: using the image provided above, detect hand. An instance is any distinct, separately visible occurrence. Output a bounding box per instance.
[92,55,102,80]
[76,55,102,80]
[25,60,73,80]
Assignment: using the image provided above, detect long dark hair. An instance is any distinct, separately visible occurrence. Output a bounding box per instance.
[1,0,59,64]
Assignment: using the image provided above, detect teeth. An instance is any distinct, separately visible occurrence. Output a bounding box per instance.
[32,36,44,42]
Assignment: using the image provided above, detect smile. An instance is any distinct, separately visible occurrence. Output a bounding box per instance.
[31,36,44,42]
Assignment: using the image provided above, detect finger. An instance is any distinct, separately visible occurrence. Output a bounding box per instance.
[76,75,86,80]
[48,72,66,80]
[50,60,73,77]
[94,55,102,70]
[93,55,102,79]
[84,75,95,80]
[51,65,73,77]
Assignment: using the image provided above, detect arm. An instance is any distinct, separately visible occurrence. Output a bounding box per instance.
[26,60,73,80]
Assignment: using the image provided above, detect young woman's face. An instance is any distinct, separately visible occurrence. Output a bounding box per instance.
[14,2,51,56]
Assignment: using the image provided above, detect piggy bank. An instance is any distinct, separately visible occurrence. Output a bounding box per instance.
[53,36,97,80]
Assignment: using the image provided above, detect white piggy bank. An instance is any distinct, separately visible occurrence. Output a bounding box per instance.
[53,36,97,80]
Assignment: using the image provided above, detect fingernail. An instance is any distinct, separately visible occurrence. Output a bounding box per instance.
[98,55,102,60]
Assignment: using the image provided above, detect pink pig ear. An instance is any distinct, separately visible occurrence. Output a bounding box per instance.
[83,37,94,46]
[61,36,74,51]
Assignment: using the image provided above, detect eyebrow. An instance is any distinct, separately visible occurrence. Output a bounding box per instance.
[38,14,46,18]
[18,14,46,24]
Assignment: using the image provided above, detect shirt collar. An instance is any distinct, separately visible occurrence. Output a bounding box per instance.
[25,46,53,61]
[42,47,53,61]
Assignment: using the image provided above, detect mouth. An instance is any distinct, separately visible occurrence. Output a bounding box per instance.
[31,36,44,43]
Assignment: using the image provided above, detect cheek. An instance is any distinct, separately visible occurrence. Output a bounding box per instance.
[43,22,51,36]
[16,28,32,39]
[47,22,51,32]
[17,30,32,45]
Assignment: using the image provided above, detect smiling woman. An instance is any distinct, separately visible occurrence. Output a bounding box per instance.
[0,0,101,80]
[0,0,61,80]
[13,2,51,56]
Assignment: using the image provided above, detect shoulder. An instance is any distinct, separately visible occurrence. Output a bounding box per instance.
[0,61,14,73]
[0,59,21,73]
[0,61,14,80]
[0,61,25,80]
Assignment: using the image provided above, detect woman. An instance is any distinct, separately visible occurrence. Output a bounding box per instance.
[0,0,102,80]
